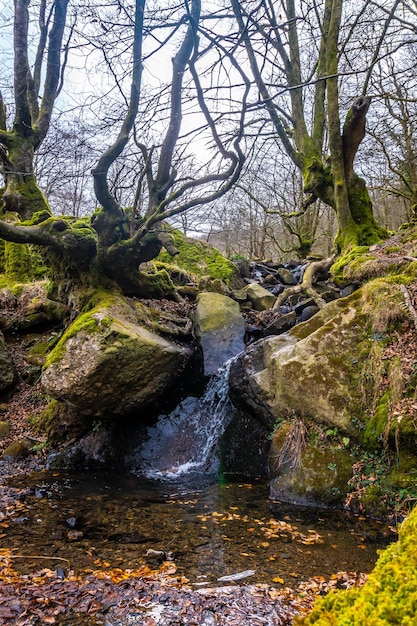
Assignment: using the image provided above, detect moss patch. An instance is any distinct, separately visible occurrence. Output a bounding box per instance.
[157,229,240,285]
[296,505,417,625]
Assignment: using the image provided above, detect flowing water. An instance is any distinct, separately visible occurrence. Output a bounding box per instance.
[126,362,239,479]
[3,472,394,588]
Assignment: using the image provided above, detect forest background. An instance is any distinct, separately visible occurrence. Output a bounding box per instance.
[1,0,416,280]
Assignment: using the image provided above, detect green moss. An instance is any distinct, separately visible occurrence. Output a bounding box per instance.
[137,267,176,299]
[43,292,116,367]
[34,399,89,446]
[330,246,372,283]
[157,229,239,284]
[0,238,5,273]
[4,241,33,282]
[297,506,417,625]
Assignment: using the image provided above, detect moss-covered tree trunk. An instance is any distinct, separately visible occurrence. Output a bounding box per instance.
[232,0,388,253]
[0,131,50,219]
[0,0,68,220]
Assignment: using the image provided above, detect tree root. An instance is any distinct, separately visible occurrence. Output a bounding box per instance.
[273,257,335,311]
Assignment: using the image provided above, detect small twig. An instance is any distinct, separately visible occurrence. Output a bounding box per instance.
[403,256,417,262]
[5,555,71,568]
[399,284,417,330]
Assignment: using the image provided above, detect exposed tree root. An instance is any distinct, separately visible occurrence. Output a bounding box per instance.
[273,257,335,311]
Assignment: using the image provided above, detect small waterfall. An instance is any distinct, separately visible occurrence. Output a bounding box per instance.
[134,361,235,479]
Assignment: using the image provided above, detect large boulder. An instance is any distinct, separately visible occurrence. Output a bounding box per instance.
[230,280,417,511]
[0,331,14,392]
[269,422,353,507]
[194,292,246,375]
[229,291,369,432]
[42,299,192,418]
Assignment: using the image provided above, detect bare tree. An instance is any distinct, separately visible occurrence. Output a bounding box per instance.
[230,0,412,251]
[0,0,248,296]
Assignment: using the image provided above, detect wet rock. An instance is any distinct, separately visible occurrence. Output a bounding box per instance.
[243,283,277,311]
[146,549,170,565]
[194,292,246,375]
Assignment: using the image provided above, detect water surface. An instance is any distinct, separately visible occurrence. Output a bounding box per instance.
[3,472,394,588]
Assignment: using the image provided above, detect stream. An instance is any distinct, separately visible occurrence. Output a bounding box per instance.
[3,471,394,588]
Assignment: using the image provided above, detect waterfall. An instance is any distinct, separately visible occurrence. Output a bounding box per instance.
[134,361,235,480]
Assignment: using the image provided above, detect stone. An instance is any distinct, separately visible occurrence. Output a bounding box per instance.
[299,305,319,321]
[194,292,246,375]
[0,420,10,440]
[42,303,192,418]
[276,268,297,285]
[2,439,31,461]
[230,292,370,433]
[269,424,353,507]
[243,283,277,311]
[0,331,14,392]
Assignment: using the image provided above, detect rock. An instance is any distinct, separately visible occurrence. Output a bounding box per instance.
[0,420,10,440]
[0,282,68,332]
[194,292,246,375]
[198,276,231,295]
[0,331,14,392]
[66,529,83,541]
[299,305,319,321]
[146,549,171,565]
[243,283,277,311]
[2,438,31,461]
[232,288,249,303]
[230,292,369,433]
[42,300,192,418]
[276,268,297,285]
[269,423,352,507]
[265,311,297,334]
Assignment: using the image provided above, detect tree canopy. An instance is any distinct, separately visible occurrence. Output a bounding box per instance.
[0,0,416,294]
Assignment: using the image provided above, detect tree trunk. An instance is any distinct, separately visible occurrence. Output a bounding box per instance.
[1,134,50,219]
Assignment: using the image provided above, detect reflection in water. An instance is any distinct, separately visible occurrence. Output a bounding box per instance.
[5,472,395,587]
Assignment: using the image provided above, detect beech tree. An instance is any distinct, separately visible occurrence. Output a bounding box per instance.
[230,0,411,251]
[0,0,247,295]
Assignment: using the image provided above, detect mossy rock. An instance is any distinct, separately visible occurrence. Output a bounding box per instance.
[0,331,14,391]
[35,399,90,446]
[194,292,245,375]
[157,229,242,287]
[2,439,31,461]
[236,291,370,433]
[296,505,417,625]
[42,295,192,418]
[269,423,353,507]
[243,282,277,311]
[0,281,68,332]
